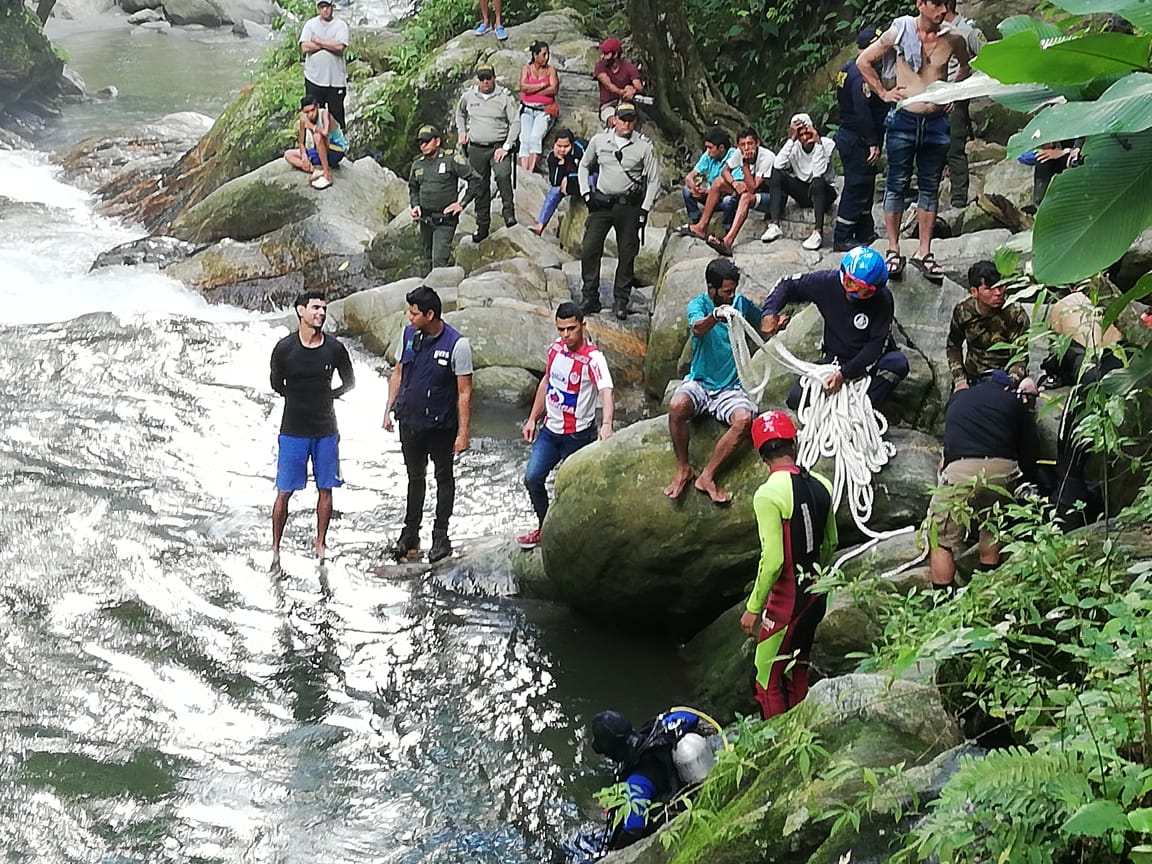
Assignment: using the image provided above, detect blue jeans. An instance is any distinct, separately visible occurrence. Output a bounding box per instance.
[684,187,738,229]
[883,109,950,214]
[538,174,595,229]
[683,185,706,222]
[524,424,598,522]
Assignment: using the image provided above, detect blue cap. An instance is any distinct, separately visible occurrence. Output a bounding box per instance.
[983,369,1015,388]
[857,26,879,48]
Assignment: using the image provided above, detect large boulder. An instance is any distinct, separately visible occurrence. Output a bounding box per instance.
[454,224,573,274]
[540,415,940,637]
[214,0,276,25]
[164,159,397,307]
[161,0,227,26]
[444,303,559,374]
[0,9,62,116]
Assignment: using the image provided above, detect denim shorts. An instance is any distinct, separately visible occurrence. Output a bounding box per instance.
[883,109,950,213]
[276,434,343,491]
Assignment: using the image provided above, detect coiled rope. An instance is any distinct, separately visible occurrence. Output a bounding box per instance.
[718,308,923,572]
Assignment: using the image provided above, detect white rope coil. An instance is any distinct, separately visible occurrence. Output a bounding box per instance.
[720,311,920,570]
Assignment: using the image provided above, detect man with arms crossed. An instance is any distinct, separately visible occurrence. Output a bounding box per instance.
[299,0,349,130]
[270,291,355,570]
[517,302,615,549]
[857,0,970,284]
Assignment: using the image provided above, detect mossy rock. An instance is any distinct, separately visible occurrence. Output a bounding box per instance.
[170,178,316,243]
[0,6,62,110]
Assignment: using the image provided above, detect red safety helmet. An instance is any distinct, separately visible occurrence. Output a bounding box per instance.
[751,410,797,451]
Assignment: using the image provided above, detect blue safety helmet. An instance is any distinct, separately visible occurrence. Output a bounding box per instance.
[839,246,888,300]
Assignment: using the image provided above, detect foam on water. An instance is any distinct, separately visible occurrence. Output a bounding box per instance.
[0,150,255,324]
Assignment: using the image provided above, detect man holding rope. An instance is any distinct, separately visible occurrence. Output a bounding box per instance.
[760,246,908,410]
[664,258,762,505]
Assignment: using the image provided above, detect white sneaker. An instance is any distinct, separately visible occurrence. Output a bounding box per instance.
[802,230,822,251]
[311,176,332,190]
[310,169,324,180]
[760,223,783,243]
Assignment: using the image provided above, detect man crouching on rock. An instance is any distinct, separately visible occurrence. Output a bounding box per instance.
[664,258,762,505]
[283,94,347,190]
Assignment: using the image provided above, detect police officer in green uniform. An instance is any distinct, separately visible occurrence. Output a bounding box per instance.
[578,102,661,320]
[409,124,480,272]
[454,62,521,243]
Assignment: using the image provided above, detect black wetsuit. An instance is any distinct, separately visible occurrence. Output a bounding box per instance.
[270,334,355,437]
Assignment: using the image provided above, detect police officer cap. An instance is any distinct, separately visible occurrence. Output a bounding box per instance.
[615,101,638,119]
[857,26,879,48]
[475,62,496,79]
[416,124,441,142]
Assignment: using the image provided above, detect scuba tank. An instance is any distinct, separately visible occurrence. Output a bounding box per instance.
[672,732,715,784]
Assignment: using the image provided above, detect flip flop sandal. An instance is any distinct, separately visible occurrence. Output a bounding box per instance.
[885,250,906,280]
[706,236,733,257]
[674,225,697,238]
[910,253,945,284]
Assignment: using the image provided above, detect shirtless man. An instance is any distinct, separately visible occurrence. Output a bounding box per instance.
[858,0,969,285]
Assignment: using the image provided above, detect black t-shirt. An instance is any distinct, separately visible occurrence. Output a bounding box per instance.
[270,333,355,437]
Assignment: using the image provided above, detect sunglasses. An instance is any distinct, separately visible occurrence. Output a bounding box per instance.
[842,272,879,300]
[477,73,495,80]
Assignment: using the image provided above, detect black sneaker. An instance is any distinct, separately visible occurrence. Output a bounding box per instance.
[504,215,517,228]
[429,531,452,563]
[472,228,489,244]
[385,528,420,559]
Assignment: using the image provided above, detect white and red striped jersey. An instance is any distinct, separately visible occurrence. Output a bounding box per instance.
[543,339,613,434]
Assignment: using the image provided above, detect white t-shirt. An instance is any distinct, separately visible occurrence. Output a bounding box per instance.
[300,16,350,87]
[726,145,776,183]
[774,137,836,183]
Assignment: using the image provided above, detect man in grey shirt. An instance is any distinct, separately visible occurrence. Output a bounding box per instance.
[455,62,521,243]
[299,0,349,128]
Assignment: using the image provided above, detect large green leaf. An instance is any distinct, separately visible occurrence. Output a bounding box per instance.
[1055,0,1152,33]
[974,31,1151,85]
[1008,72,1152,155]
[1061,799,1128,837]
[999,14,1065,39]
[1032,129,1152,283]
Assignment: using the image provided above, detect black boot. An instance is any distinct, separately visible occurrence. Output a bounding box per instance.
[386,527,420,559]
[613,300,629,321]
[429,530,452,564]
[472,227,489,244]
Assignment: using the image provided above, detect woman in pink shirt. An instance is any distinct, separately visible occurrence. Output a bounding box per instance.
[518,41,559,173]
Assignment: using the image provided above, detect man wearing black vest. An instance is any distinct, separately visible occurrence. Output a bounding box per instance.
[384,285,474,563]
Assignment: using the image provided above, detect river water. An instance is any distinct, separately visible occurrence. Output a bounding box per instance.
[0,23,687,864]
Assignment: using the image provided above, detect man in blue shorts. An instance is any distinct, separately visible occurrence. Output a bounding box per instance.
[270,291,355,569]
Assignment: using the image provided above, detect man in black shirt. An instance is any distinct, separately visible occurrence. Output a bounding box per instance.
[929,370,1037,591]
[269,291,355,569]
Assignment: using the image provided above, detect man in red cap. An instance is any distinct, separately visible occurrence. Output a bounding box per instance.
[593,37,644,127]
[740,410,838,719]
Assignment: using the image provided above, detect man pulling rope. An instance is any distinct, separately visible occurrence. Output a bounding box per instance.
[716,247,918,562]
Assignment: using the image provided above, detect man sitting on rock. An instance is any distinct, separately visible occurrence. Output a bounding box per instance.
[947,260,1032,390]
[760,113,837,251]
[664,258,762,505]
[740,410,837,719]
[684,127,775,256]
[517,302,615,549]
[680,128,734,229]
[761,245,908,409]
[283,94,347,190]
[593,37,644,128]
[930,370,1038,592]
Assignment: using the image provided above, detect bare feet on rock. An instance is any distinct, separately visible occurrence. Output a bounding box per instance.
[694,474,732,505]
[664,467,695,500]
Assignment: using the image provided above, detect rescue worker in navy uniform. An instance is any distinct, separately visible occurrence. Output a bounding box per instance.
[832,26,889,252]
[588,709,708,851]
[578,101,661,321]
[761,245,909,409]
[408,124,481,272]
[383,285,474,564]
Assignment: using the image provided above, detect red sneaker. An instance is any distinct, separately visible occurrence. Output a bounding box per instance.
[516,528,541,549]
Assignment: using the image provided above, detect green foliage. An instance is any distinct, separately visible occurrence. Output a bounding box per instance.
[965,0,1152,283]
[681,0,909,132]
